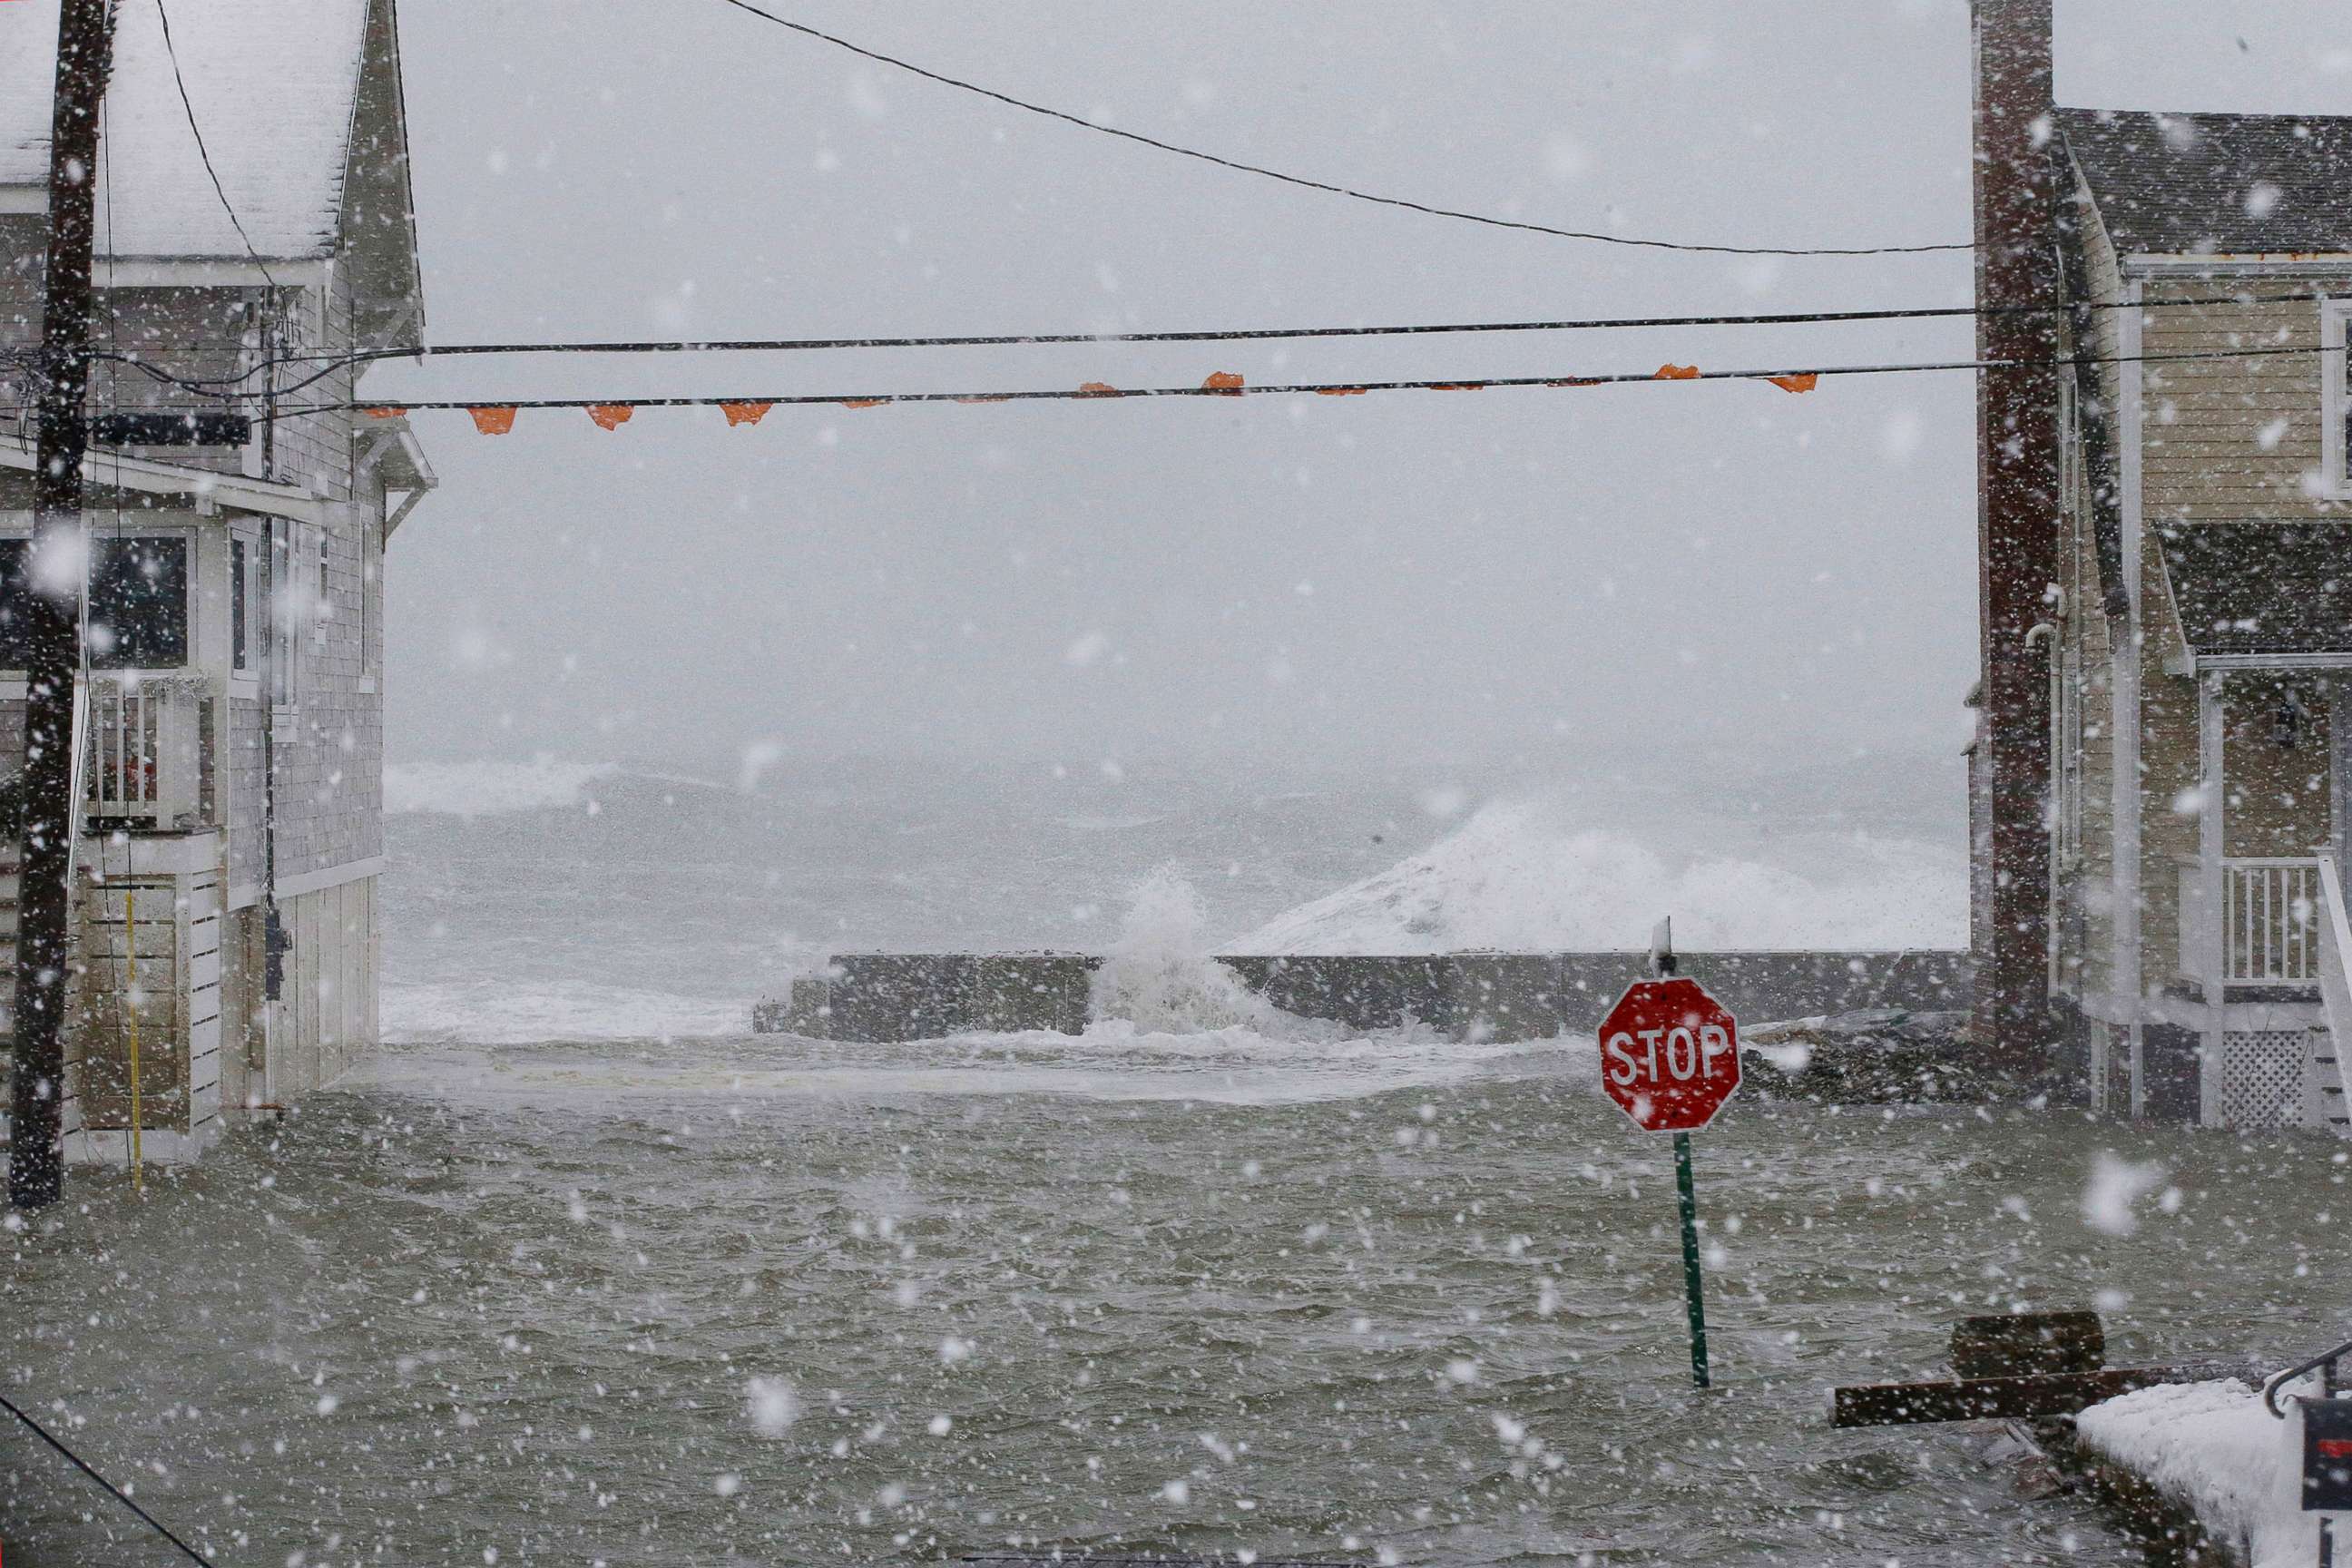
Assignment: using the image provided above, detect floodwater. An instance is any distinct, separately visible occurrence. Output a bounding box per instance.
[5,1028,2346,1566]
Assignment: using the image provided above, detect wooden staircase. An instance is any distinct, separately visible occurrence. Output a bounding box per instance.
[2311,858,2352,1136]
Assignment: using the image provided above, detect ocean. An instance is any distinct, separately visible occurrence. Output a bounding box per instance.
[377,747,1972,1044]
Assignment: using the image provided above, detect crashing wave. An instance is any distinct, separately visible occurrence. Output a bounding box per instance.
[1232,797,1965,954]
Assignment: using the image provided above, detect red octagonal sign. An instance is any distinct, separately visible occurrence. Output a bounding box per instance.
[1599,977,1740,1132]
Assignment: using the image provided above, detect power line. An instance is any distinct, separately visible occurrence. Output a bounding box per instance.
[149,0,278,291]
[79,289,2337,401]
[711,0,1974,260]
[0,1390,222,1567]
[49,337,2336,421]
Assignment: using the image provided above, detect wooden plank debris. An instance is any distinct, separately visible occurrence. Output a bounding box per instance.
[1831,1363,2258,1428]
[1949,1309,2104,1377]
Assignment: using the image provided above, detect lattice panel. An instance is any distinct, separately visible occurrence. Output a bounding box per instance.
[2222,1030,2310,1131]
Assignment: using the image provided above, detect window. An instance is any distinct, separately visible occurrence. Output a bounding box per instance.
[2326,300,2352,499]
[86,538,189,668]
[230,536,249,671]
[0,535,188,670]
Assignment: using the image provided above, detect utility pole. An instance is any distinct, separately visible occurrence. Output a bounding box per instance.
[1969,0,2062,1085]
[9,0,115,1211]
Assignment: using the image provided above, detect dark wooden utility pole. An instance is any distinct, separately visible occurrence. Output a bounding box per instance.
[9,0,115,1211]
[1969,0,2063,1083]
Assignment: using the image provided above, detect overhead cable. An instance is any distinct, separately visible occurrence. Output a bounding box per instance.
[150,0,279,290]
[80,289,2338,402]
[710,0,1972,259]
[37,337,2337,426]
[0,1390,221,1567]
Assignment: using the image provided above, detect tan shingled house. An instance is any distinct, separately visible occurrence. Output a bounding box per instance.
[2021,108,2352,1129]
[0,0,429,1161]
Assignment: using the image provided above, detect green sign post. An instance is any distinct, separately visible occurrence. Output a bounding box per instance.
[1598,919,1740,1390]
[1671,1129,1710,1388]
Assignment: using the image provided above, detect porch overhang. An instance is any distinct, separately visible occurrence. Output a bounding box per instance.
[0,432,326,524]
[355,416,436,542]
[2157,523,2352,671]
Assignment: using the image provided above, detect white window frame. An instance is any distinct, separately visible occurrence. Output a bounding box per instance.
[313,529,331,650]
[227,527,260,700]
[2324,299,2352,502]
[0,518,200,683]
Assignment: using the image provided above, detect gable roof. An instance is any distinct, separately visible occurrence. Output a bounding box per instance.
[2056,108,2352,259]
[2155,524,2352,658]
[0,0,374,260]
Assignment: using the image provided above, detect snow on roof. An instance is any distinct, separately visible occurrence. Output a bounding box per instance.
[0,0,370,260]
[2058,107,2352,258]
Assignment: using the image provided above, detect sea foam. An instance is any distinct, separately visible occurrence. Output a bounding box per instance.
[384,758,618,819]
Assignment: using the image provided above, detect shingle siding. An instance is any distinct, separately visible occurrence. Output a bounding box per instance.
[268,473,383,884]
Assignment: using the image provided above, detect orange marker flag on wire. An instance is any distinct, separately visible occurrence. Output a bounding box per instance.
[1076,381,1123,397]
[1653,364,1701,381]
[586,404,634,430]
[1315,386,1367,397]
[720,401,773,427]
[362,406,405,419]
[468,407,517,435]
[1768,372,1819,394]
[838,398,886,410]
[1200,371,1244,396]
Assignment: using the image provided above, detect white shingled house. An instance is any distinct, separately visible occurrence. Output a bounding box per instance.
[0,0,430,1161]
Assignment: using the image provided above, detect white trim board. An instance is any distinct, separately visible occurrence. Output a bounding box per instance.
[2323,299,2350,503]
[2124,255,2352,276]
[0,441,326,525]
[2197,652,2352,671]
[228,855,386,911]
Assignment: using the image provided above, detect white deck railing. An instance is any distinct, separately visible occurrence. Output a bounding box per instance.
[2226,858,2323,983]
[2180,857,2326,984]
[83,674,211,830]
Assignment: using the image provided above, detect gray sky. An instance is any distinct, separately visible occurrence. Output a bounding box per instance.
[377,0,2350,775]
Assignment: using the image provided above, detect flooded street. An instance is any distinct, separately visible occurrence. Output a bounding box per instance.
[5,1033,2343,1566]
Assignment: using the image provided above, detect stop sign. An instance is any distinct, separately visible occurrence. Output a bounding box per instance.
[1599,977,1740,1132]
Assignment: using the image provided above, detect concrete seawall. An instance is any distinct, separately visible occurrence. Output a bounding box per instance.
[756,950,1973,1042]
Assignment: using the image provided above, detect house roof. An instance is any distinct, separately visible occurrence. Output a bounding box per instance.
[2056,108,2352,258]
[0,0,373,260]
[2156,524,2352,657]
